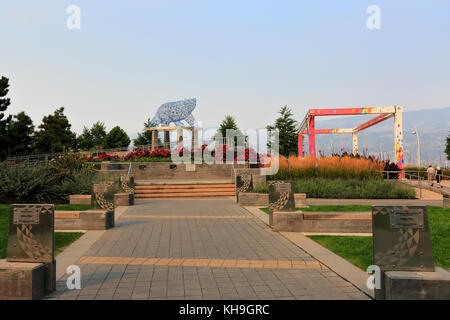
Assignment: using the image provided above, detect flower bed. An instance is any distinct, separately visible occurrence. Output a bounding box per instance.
[86,145,269,167]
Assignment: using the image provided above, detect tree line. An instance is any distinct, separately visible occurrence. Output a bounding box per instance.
[0,76,132,160]
[216,106,299,157]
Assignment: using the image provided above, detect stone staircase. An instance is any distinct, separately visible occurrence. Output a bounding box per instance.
[135,180,236,199]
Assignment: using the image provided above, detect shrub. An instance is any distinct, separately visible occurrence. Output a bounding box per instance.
[0,163,61,203]
[271,155,384,180]
[254,178,416,199]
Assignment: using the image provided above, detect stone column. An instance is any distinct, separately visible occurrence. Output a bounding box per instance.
[352,132,358,155]
[151,129,158,151]
[177,128,183,144]
[164,130,170,150]
[191,127,198,153]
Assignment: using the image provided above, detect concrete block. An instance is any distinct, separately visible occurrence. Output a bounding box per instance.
[69,195,91,205]
[55,210,114,230]
[443,193,450,208]
[294,194,307,207]
[114,193,135,207]
[384,267,450,300]
[238,193,307,207]
[0,260,45,300]
[271,211,304,232]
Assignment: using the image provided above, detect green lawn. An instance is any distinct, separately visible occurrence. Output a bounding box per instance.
[55,204,90,211]
[0,204,84,259]
[259,205,372,214]
[308,206,450,270]
[309,235,373,270]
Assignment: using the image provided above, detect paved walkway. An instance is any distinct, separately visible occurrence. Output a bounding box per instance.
[47,199,370,300]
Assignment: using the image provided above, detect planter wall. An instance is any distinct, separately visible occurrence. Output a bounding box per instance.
[69,195,91,205]
[238,192,307,207]
[55,210,114,230]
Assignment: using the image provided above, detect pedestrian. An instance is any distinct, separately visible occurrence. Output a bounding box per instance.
[427,165,435,186]
[435,166,443,187]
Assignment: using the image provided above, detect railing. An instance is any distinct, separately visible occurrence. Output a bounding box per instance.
[382,170,449,198]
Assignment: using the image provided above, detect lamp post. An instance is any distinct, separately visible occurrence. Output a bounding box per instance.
[411,125,421,167]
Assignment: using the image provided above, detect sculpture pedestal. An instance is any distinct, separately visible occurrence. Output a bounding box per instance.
[384,267,450,300]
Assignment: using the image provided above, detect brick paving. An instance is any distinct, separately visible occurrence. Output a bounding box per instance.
[47,199,370,300]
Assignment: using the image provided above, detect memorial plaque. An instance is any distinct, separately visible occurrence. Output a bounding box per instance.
[372,205,434,299]
[91,182,115,211]
[7,205,54,263]
[119,175,135,194]
[13,207,40,225]
[268,181,295,212]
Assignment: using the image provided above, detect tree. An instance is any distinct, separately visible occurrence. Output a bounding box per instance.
[215,115,245,146]
[267,106,298,157]
[103,126,130,149]
[446,131,450,161]
[77,126,94,151]
[0,76,12,159]
[134,119,158,147]
[34,107,77,153]
[6,111,35,156]
[78,121,107,150]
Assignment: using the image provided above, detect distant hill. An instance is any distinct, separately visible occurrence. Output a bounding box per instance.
[314,107,450,166]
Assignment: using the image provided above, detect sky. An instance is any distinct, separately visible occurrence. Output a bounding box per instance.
[1,1,449,136]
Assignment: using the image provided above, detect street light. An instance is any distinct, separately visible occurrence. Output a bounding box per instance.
[410,125,421,167]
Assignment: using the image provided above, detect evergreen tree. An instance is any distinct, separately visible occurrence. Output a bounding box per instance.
[78,121,107,150]
[267,106,298,157]
[215,115,245,146]
[446,131,450,161]
[0,76,12,159]
[6,111,35,156]
[34,107,76,153]
[77,126,94,150]
[134,119,157,147]
[103,126,130,149]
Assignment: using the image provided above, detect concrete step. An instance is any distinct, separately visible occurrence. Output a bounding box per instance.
[135,191,235,198]
[134,181,236,198]
[136,188,235,194]
[135,184,235,190]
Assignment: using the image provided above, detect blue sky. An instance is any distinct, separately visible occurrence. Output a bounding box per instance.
[1,1,449,135]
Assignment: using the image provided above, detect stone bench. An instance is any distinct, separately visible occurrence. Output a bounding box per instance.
[69,195,91,205]
[114,193,135,207]
[238,192,307,207]
[271,211,372,233]
[55,210,114,230]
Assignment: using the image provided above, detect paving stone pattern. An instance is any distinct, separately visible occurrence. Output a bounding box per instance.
[47,199,370,300]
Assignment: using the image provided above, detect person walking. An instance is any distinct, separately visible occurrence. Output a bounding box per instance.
[427,165,435,186]
[435,166,443,187]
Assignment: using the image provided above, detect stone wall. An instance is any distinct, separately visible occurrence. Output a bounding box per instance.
[101,162,235,180]
[69,195,91,205]
[238,193,307,207]
[114,193,134,207]
[270,212,372,233]
[55,210,114,230]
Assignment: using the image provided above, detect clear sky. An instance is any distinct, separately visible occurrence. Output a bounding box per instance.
[1,1,449,135]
